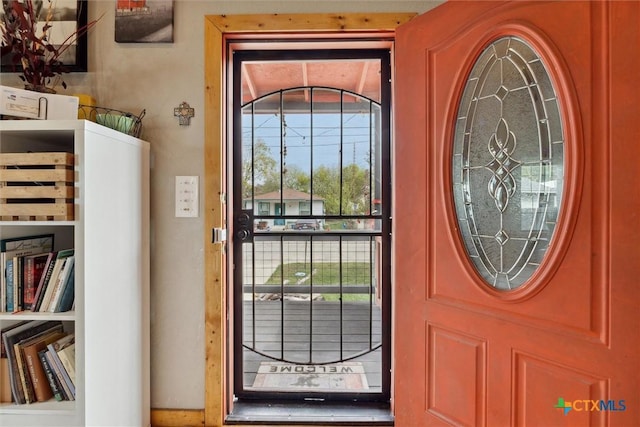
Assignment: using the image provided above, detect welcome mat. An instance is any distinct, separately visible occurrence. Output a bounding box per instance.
[252,362,369,391]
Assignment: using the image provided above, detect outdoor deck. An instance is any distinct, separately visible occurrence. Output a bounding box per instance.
[242,300,383,393]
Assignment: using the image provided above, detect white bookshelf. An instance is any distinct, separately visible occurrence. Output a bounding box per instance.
[0,120,150,426]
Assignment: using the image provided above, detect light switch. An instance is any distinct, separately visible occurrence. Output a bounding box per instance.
[175,176,199,217]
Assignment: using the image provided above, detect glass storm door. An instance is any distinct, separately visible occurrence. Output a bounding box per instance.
[232,49,392,401]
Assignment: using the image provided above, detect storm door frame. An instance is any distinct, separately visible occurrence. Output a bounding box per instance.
[231,47,392,403]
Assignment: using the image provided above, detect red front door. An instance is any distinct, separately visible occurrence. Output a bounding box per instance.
[394,1,639,426]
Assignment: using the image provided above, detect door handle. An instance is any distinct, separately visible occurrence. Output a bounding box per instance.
[235,210,254,242]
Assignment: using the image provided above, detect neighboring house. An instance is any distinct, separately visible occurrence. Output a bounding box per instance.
[245,188,325,228]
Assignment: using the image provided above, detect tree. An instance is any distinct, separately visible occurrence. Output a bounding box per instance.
[312,164,370,215]
[242,139,278,198]
[283,165,311,193]
[341,163,370,215]
[312,166,340,214]
[242,140,371,215]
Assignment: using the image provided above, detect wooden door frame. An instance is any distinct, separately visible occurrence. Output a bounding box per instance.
[203,13,416,427]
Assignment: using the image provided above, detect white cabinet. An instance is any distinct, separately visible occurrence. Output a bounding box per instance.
[0,120,150,426]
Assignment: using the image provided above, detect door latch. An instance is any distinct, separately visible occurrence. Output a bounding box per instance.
[212,228,227,243]
[234,210,254,242]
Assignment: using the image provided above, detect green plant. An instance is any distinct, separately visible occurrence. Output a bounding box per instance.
[267,262,372,285]
[0,0,99,89]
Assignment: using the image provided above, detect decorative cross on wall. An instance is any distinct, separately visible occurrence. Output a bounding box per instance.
[174,102,195,125]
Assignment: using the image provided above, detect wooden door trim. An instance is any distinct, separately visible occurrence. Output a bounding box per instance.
[150,409,204,427]
[203,12,415,426]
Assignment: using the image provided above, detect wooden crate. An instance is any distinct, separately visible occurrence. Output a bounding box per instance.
[0,152,75,220]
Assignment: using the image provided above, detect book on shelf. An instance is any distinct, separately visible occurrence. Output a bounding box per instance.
[38,348,66,401]
[0,321,28,358]
[44,350,71,401]
[46,334,75,400]
[22,253,50,311]
[8,323,63,404]
[53,263,75,313]
[56,342,75,388]
[38,249,74,313]
[47,255,75,313]
[1,357,11,403]
[12,256,22,312]
[22,331,66,403]
[31,251,57,313]
[4,251,58,313]
[13,327,64,404]
[1,234,54,313]
[5,258,14,313]
[13,339,31,403]
[1,320,63,404]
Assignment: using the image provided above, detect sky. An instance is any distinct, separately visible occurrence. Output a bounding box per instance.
[242,110,381,172]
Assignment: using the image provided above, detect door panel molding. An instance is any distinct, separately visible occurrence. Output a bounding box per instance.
[512,351,608,426]
[427,324,487,427]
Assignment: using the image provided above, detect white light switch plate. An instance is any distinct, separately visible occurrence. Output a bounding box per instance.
[175,176,199,217]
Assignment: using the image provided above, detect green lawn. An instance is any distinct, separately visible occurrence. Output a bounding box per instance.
[266,262,371,285]
[266,262,373,301]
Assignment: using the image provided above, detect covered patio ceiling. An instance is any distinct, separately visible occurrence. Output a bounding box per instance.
[241,59,382,105]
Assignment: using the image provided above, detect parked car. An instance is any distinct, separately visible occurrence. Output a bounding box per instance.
[292,219,320,230]
[255,220,270,231]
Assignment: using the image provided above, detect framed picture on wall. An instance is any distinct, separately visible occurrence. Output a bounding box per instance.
[0,0,89,73]
[115,0,173,43]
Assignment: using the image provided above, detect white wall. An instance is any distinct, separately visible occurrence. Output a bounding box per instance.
[1,0,439,409]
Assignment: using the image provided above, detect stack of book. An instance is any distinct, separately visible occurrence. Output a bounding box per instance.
[0,234,75,313]
[1,320,76,404]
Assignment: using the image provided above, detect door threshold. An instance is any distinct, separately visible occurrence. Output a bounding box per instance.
[226,400,394,425]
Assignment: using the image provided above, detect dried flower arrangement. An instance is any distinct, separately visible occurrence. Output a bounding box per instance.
[0,0,100,91]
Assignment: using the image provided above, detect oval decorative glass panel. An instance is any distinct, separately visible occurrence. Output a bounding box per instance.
[452,36,564,290]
